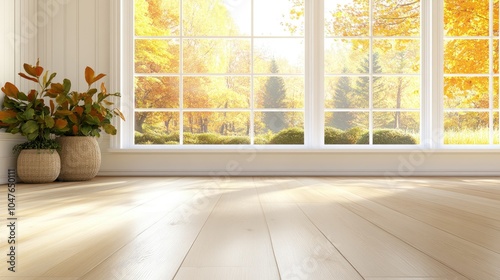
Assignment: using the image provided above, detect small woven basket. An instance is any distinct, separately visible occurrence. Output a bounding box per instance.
[17,149,61,183]
[57,136,101,181]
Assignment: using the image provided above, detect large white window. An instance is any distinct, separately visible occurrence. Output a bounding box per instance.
[119,0,500,149]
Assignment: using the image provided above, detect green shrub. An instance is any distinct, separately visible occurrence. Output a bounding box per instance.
[269,127,304,144]
[165,141,179,145]
[255,131,274,144]
[195,133,223,144]
[324,127,345,144]
[356,129,417,144]
[325,127,366,144]
[165,132,180,142]
[135,131,168,144]
[344,127,367,144]
[183,133,198,144]
[223,136,251,144]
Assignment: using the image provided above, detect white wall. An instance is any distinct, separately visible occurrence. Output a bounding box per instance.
[30,0,500,177]
[0,0,38,184]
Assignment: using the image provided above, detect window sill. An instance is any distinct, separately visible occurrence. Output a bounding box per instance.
[107,146,500,154]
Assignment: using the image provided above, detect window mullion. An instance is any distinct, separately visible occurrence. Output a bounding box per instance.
[433,0,444,148]
[421,0,432,148]
[308,0,323,148]
[369,0,373,145]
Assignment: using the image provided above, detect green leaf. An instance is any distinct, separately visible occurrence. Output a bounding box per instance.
[3,118,19,124]
[56,94,67,105]
[103,123,117,135]
[87,88,98,96]
[45,72,57,88]
[22,108,35,120]
[27,132,38,141]
[43,71,48,87]
[17,92,28,101]
[44,116,55,128]
[63,79,71,93]
[84,115,100,125]
[21,120,38,135]
[80,125,92,135]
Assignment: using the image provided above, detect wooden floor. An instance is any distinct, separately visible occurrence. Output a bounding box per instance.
[1,177,499,280]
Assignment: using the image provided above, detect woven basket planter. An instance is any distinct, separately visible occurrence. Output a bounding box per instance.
[57,136,101,181]
[17,149,60,183]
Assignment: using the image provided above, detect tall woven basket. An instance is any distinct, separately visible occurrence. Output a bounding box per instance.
[17,149,61,183]
[57,136,101,181]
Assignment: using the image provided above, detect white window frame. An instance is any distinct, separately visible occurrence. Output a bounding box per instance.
[111,0,500,151]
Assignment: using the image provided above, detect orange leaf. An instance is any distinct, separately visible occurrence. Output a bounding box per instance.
[23,61,43,77]
[113,108,126,121]
[35,66,43,77]
[55,110,72,116]
[85,67,95,86]
[47,83,64,97]
[72,125,79,135]
[94,73,106,83]
[54,119,68,130]
[19,73,39,83]
[74,106,84,116]
[28,90,36,102]
[23,63,37,77]
[84,66,106,86]
[0,110,17,121]
[49,100,55,115]
[1,82,19,98]
[100,82,107,94]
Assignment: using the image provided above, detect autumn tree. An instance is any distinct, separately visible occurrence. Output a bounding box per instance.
[263,59,287,133]
[331,69,354,130]
[134,0,180,134]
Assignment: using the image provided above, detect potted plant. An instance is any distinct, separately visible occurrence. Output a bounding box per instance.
[47,66,125,181]
[0,61,69,183]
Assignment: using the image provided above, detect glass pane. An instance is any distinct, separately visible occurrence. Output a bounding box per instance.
[444,0,489,36]
[254,39,304,74]
[255,112,304,144]
[495,112,499,144]
[183,39,251,74]
[373,0,420,37]
[254,76,304,109]
[325,39,369,74]
[495,0,499,36]
[325,76,369,109]
[374,39,420,74]
[135,0,179,36]
[444,39,489,74]
[183,112,250,144]
[444,112,490,144]
[444,77,489,109]
[374,112,420,133]
[325,112,369,144]
[325,0,369,37]
[374,77,420,109]
[254,0,304,36]
[135,39,179,73]
[135,112,180,144]
[495,40,499,74]
[135,77,179,108]
[183,76,250,109]
[496,77,499,109]
[182,0,250,36]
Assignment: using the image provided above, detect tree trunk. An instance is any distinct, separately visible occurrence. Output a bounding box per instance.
[135,113,147,133]
[395,77,403,129]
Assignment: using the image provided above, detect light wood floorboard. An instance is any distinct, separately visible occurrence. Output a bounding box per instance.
[0,176,499,279]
